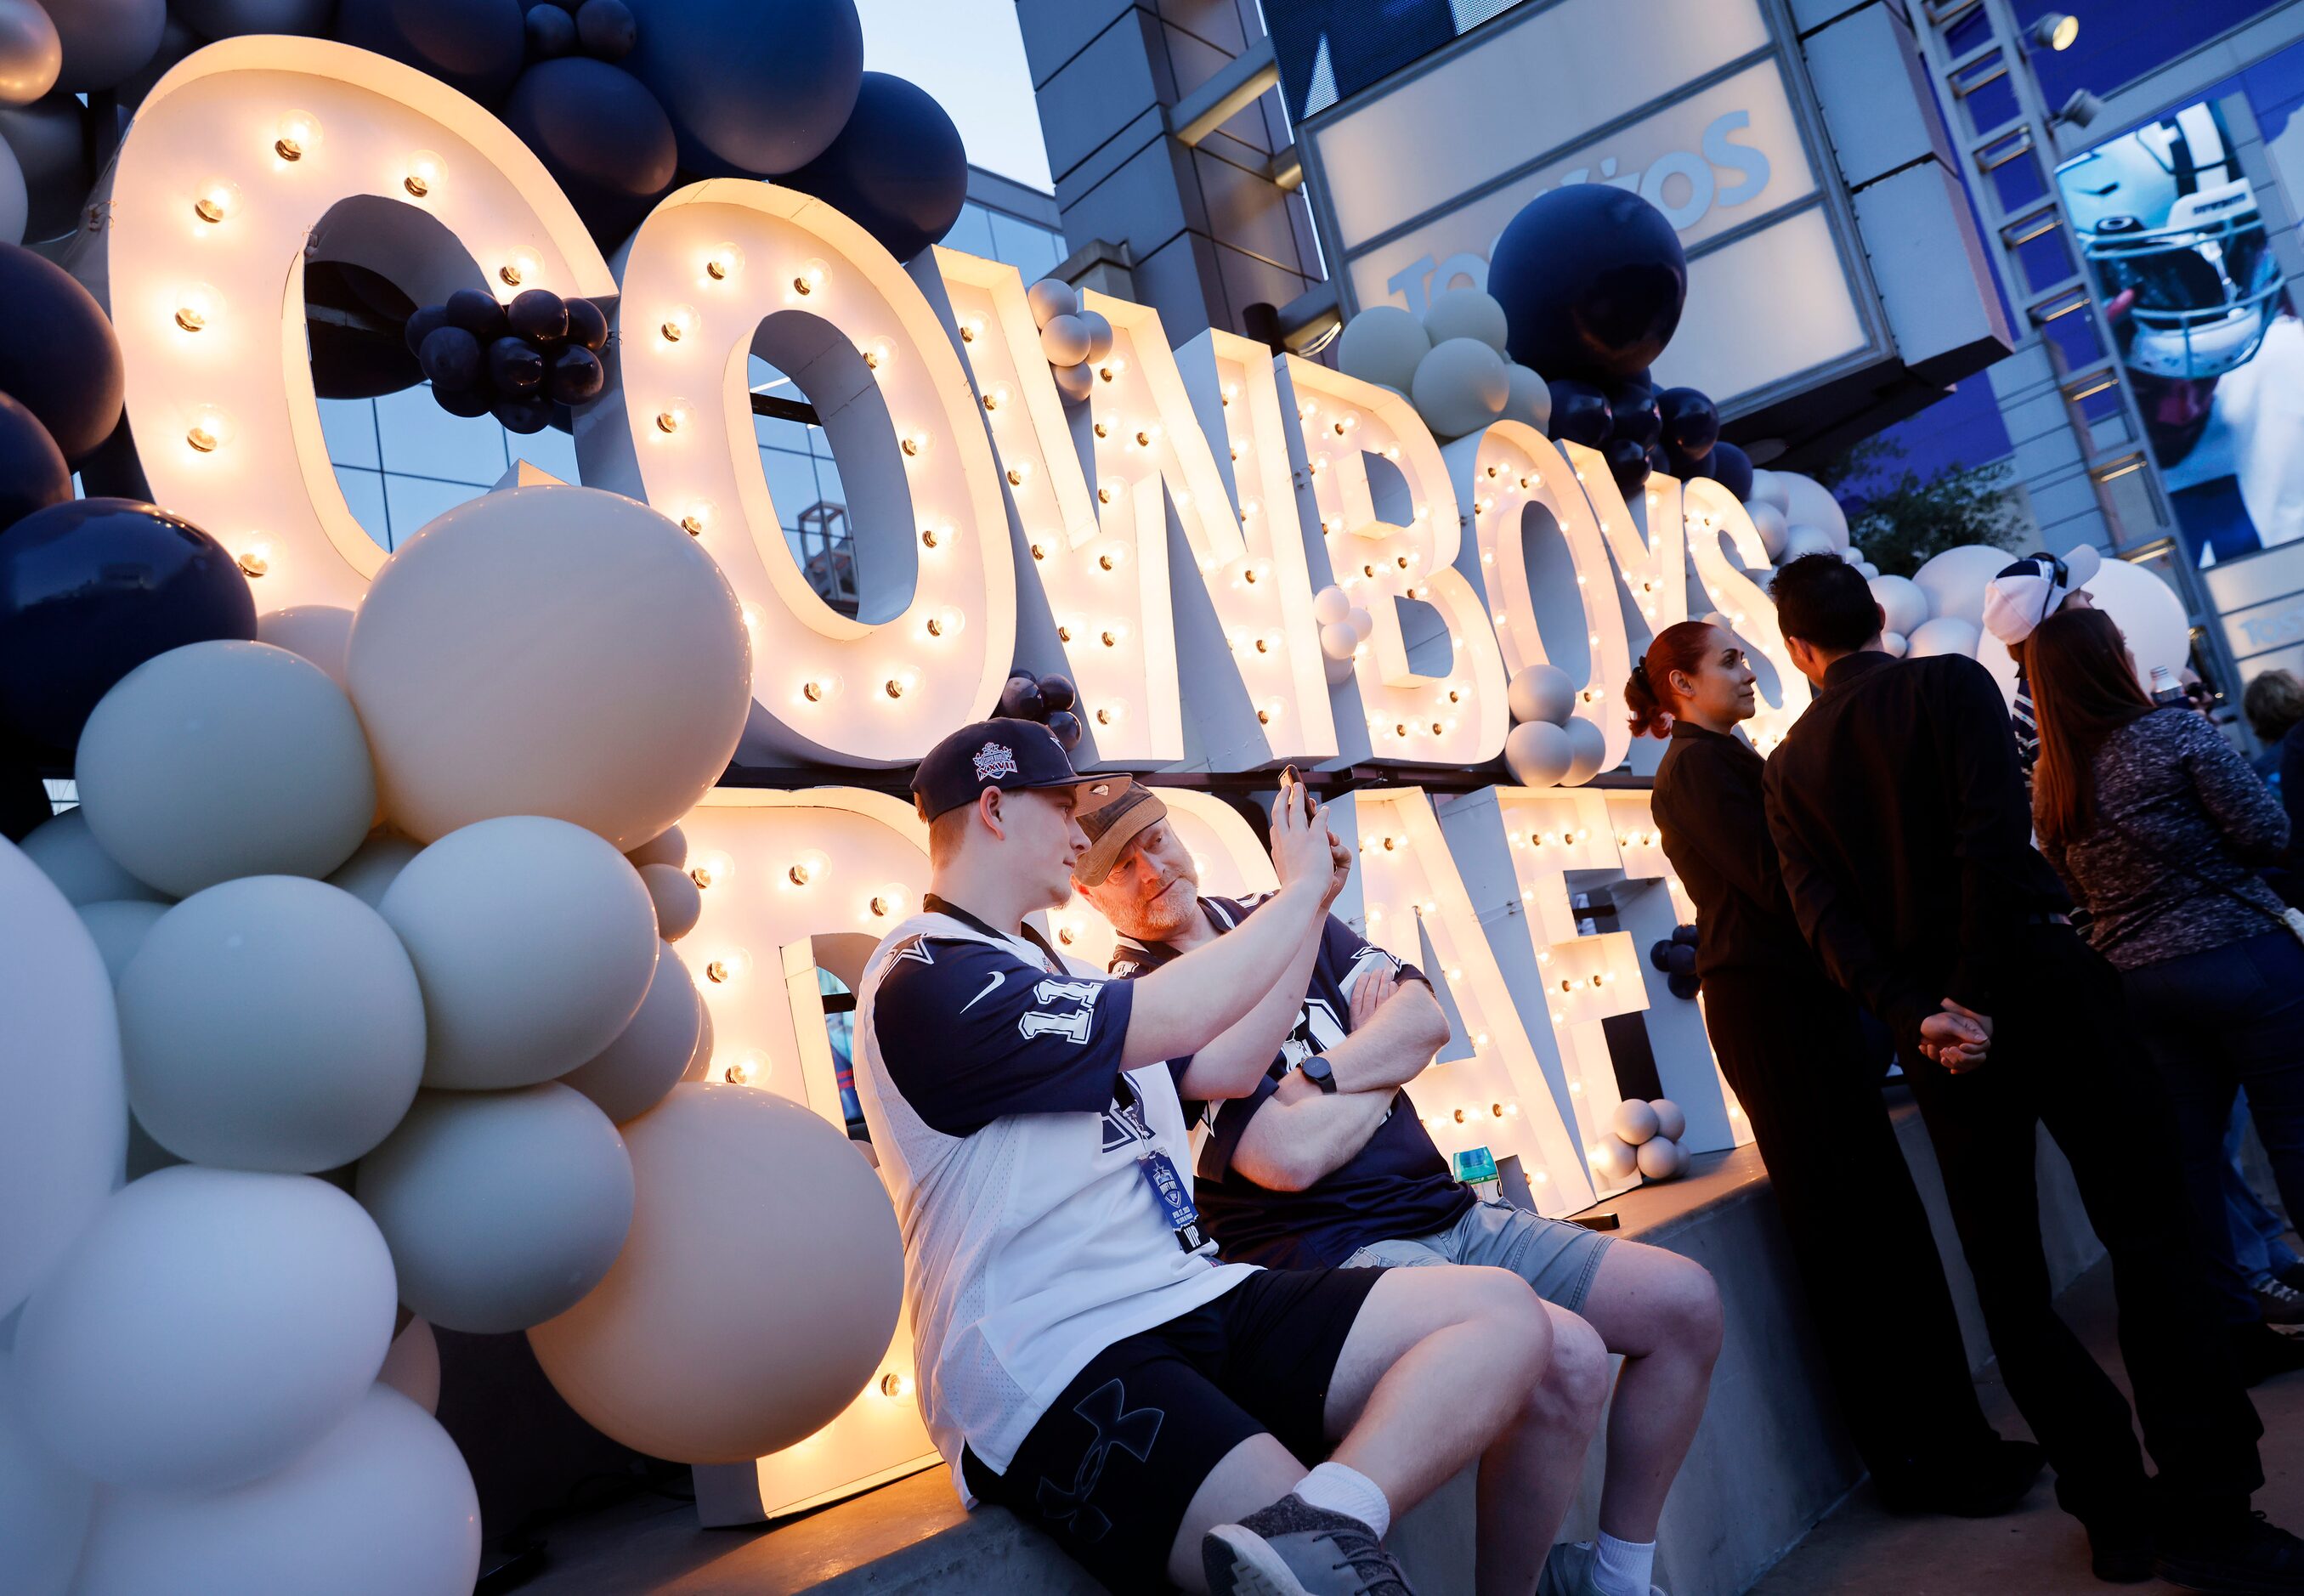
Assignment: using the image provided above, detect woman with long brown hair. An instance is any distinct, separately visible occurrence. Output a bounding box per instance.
[2029,605,2304,1375]
[1636,620,2042,1518]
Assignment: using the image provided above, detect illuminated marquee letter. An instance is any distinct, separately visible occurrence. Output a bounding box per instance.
[80,37,618,612]
[1682,476,1809,750]
[592,181,1015,767]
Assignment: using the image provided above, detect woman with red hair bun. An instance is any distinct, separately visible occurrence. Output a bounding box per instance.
[1641,620,2046,1514]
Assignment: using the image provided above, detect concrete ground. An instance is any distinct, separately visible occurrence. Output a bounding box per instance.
[1749,1261,2304,1596]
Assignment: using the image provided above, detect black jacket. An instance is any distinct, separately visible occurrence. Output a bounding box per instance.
[1762,650,2070,1048]
[1650,719,1824,982]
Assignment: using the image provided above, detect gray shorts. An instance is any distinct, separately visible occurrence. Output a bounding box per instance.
[1340,1199,1614,1312]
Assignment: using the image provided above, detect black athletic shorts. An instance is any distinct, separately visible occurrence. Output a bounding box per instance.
[960,1265,1386,1594]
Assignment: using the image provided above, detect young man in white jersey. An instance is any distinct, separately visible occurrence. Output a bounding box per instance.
[1074,783,1720,1596]
[854,718,1568,1596]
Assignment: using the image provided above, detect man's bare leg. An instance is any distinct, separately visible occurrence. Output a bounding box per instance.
[1574,1243,1724,1543]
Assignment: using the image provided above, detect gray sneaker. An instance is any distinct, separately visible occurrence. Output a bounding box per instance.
[1537,1541,1669,1596]
[1202,1493,1416,1596]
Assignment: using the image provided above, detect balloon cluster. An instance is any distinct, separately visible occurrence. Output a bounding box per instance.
[0,241,124,524]
[1023,278,1115,405]
[1547,370,1731,497]
[1502,662,1606,789]
[1648,923,1701,1001]
[1335,286,1548,442]
[1594,1097,1690,1184]
[1311,583,1374,684]
[405,287,609,433]
[3,484,905,1593]
[997,669,1084,752]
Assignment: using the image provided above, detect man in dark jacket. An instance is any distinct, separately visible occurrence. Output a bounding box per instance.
[1758,553,2301,1592]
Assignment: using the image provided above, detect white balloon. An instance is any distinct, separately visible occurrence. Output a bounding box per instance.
[1325,649,1356,686]
[529,1084,903,1463]
[1913,544,2016,632]
[1870,574,1928,637]
[1421,286,1509,353]
[0,0,60,105]
[639,859,701,941]
[20,807,167,905]
[71,1384,479,1596]
[1781,524,1835,560]
[0,837,124,1320]
[347,486,751,852]
[1347,606,1376,642]
[1319,621,1358,662]
[1773,472,1849,551]
[1038,312,1090,366]
[326,829,422,908]
[1311,585,1352,627]
[1747,468,1792,512]
[625,823,687,871]
[1051,359,1095,404]
[1024,276,1078,329]
[48,0,161,92]
[1500,363,1550,432]
[0,1347,91,1596]
[560,941,704,1124]
[357,1085,634,1335]
[1856,560,1880,580]
[1746,500,1790,562]
[76,898,166,984]
[120,876,426,1173]
[15,1167,393,1489]
[1612,1099,1661,1145]
[1650,1098,1686,1141]
[76,642,376,898]
[1560,715,1607,785]
[1882,631,1909,658]
[1410,337,1510,439]
[378,1317,440,1415]
[380,816,658,1090]
[1506,663,1576,727]
[1592,1139,1639,1182]
[2084,557,2193,685]
[1077,308,1115,362]
[1336,304,1430,393]
[256,604,355,689]
[682,993,715,1081]
[1504,720,1574,788]
[1637,1135,1688,1180]
[1906,615,1983,659]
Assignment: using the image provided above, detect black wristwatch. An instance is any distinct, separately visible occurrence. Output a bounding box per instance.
[1300,1056,1339,1094]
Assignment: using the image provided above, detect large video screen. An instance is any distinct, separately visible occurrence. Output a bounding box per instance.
[2057,99,2298,566]
[1265,0,1534,120]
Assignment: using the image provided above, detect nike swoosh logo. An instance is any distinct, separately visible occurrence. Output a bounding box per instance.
[960,971,1005,1013]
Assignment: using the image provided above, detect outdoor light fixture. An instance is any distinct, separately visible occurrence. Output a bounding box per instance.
[2027,12,2079,51]
[2054,88,2104,128]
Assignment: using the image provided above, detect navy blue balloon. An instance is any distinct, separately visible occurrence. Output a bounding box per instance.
[337,0,527,104]
[417,325,482,390]
[1045,709,1083,753]
[525,2,575,57]
[1657,388,1718,461]
[0,244,124,463]
[444,289,505,340]
[0,499,257,751]
[1695,439,1754,503]
[503,57,679,246]
[1605,436,1650,491]
[1546,378,1611,448]
[492,396,554,434]
[1671,923,1700,947]
[1664,942,1698,977]
[1608,385,1660,450]
[623,0,861,176]
[1491,184,1688,387]
[1646,442,1672,476]
[781,72,967,263]
[546,344,604,405]
[1036,672,1075,714]
[997,673,1044,721]
[1667,971,1701,1001]
[402,303,449,356]
[507,288,568,342]
[575,0,633,59]
[1648,939,1674,974]
[565,296,609,352]
[488,336,546,394]
[435,384,495,419]
[0,394,71,536]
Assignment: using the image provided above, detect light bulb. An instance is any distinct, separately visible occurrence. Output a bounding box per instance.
[174,282,221,333]
[655,399,692,434]
[926,608,965,639]
[960,315,983,343]
[788,850,829,887]
[1096,700,1124,726]
[900,431,930,459]
[861,336,896,371]
[920,524,954,550]
[688,851,732,891]
[402,149,444,198]
[192,178,241,224]
[723,1050,766,1086]
[885,673,913,699]
[680,501,714,537]
[705,948,752,984]
[660,304,699,344]
[235,539,272,578]
[792,258,828,296]
[879,1372,915,1400]
[704,243,743,281]
[500,248,541,288]
[1006,460,1032,488]
[801,671,841,704]
[274,110,322,161]
[869,883,910,919]
[1097,545,1128,572]
[184,406,234,454]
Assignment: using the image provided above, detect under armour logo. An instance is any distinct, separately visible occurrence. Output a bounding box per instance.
[973,741,1018,781]
[1034,1379,1163,1542]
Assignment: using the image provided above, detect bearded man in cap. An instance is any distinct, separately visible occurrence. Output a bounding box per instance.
[1073,780,1722,1596]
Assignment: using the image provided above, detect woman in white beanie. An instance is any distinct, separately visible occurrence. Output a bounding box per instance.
[1981,546,2103,786]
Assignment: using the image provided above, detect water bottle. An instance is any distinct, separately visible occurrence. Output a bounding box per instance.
[2150,665,2185,707]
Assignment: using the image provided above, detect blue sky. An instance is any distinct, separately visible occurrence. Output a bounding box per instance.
[858,0,1052,190]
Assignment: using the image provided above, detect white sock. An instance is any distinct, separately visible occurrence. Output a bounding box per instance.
[1592,1531,1656,1596]
[1292,1461,1391,1538]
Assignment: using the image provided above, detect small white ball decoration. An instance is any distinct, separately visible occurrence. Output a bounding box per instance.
[1504,721,1574,788]
[625,824,686,872]
[1410,337,1511,439]
[1024,276,1078,329]
[76,641,376,898]
[14,1167,395,1489]
[1611,1099,1661,1146]
[1637,1135,1688,1180]
[1882,631,1910,658]
[1421,286,1510,352]
[1336,304,1430,393]
[118,876,426,1174]
[1775,472,1850,551]
[1906,615,1983,659]
[1077,308,1115,362]
[639,860,701,941]
[1347,605,1376,642]
[1592,1139,1639,1182]
[356,1084,635,1335]
[256,603,355,689]
[1039,312,1090,366]
[20,807,167,905]
[1650,1098,1686,1140]
[76,898,167,984]
[1561,716,1607,785]
[379,816,659,1090]
[1501,362,1550,431]
[1748,468,1792,512]
[1870,573,1929,637]
[1311,584,1352,627]
[1319,621,1359,662]
[1746,500,1790,561]
[1506,663,1576,727]
[1857,560,1880,580]
[1781,524,1836,560]
[560,940,705,1124]
[326,829,422,908]
[1052,359,1095,403]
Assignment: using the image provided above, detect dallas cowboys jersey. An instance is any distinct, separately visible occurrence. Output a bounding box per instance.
[852,903,1254,1493]
[1112,897,1475,1270]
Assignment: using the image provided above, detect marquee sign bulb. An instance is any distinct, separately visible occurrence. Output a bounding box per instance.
[184,407,235,454]
[704,243,743,281]
[402,150,444,198]
[273,110,321,161]
[174,283,221,333]
[655,399,691,434]
[660,304,698,343]
[792,258,828,296]
[500,248,541,287]
[192,178,241,224]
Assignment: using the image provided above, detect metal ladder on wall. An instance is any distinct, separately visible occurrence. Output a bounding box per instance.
[1911,0,2239,693]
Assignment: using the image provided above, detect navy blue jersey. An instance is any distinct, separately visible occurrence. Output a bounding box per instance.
[1111,897,1474,1268]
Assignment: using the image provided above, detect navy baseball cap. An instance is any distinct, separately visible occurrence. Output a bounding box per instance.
[911,717,1112,821]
